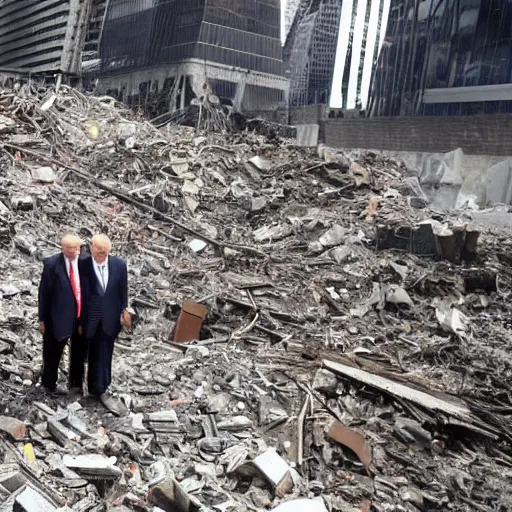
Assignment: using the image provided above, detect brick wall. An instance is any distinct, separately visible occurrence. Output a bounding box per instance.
[324,115,512,156]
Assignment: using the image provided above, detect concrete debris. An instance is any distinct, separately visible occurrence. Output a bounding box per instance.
[351,162,371,187]
[148,476,199,512]
[250,197,267,212]
[252,448,292,489]
[385,285,414,307]
[217,416,253,431]
[100,393,129,417]
[0,83,509,512]
[30,167,55,183]
[188,239,208,253]
[248,156,272,172]
[170,158,191,177]
[435,301,470,339]
[319,224,346,247]
[10,196,33,211]
[272,498,328,512]
[0,115,15,132]
[393,417,432,448]
[62,454,122,479]
[14,485,57,512]
[0,417,27,441]
[253,224,292,242]
[312,369,338,395]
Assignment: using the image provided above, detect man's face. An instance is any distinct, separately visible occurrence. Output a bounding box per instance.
[62,241,80,260]
[91,242,109,264]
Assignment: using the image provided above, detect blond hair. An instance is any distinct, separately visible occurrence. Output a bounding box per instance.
[61,234,82,246]
[91,234,112,251]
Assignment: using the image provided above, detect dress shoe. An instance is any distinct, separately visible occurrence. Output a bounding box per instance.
[100,392,129,417]
[44,385,67,397]
[68,386,83,397]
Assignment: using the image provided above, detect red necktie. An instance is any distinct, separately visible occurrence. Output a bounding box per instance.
[69,261,81,318]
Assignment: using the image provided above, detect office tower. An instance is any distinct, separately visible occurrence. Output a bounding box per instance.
[286,0,390,110]
[369,0,512,117]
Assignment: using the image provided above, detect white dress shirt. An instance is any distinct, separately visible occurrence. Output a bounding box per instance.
[93,257,109,291]
[65,257,80,289]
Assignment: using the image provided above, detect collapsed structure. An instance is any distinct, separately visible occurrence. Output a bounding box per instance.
[0,83,511,510]
[88,0,289,119]
[0,0,289,120]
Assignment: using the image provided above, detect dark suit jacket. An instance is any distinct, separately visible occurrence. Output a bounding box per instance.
[38,253,86,341]
[81,255,128,339]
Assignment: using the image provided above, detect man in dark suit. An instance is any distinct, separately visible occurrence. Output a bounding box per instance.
[38,234,86,394]
[80,234,131,411]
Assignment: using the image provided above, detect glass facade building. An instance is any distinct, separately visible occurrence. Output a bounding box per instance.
[99,0,283,76]
[369,0,512,117]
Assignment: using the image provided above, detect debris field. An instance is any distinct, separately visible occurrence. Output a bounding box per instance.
[0,84,511,512]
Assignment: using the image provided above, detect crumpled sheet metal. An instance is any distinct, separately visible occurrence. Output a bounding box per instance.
[327,421,372,467]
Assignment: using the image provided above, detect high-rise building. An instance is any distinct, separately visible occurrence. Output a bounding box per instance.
[0,0,92,74]
[0,0,289,119]
[285,0,390,111]
[90,0,289,118]
[283,0,302,42]
[286,0,343,106]
[369,0,512,117]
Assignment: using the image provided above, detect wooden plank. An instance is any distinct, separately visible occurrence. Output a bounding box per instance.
[323,359,473,419]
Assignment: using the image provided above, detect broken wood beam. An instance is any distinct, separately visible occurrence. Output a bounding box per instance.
[322,359,500,439]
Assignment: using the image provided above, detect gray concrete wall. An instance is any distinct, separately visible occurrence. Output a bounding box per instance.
[324,114,512,157]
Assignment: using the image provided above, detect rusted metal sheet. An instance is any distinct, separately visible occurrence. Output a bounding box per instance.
[173,300,207,343]
[327,420,372,467]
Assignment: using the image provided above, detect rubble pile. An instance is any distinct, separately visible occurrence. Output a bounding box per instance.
[0,84,511,511]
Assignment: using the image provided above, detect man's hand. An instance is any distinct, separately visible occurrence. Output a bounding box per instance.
[39,322,45,335]
[121,310,132,330]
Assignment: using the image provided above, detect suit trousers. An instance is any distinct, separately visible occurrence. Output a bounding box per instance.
[42,324,86,390]
[87,325,116,397]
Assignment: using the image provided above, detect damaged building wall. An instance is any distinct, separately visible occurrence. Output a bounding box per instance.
[283,0,302,42]
[82,0,108,65]
[324,114,512,206]
[0,0,93,74]
[87,0,289,119]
